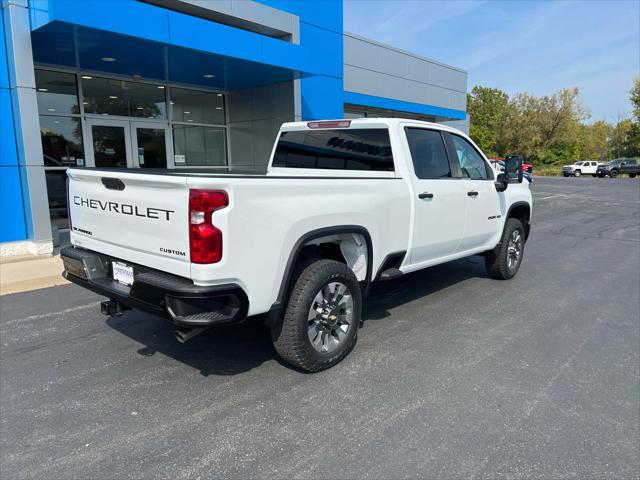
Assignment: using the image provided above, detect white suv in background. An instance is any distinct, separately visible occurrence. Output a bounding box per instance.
[562,160,599,177]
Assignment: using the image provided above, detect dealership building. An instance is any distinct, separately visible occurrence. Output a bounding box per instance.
[1,0,468,256]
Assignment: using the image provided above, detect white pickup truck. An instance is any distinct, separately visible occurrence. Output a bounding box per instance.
[562,160,600,177]
[62,118,532,371]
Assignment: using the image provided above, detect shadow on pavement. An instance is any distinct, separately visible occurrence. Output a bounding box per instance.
[106,256,487,376]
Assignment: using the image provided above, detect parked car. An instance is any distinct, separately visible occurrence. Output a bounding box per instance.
[620,158,639,177]
[61,118,532,372]
[562,160,599,177]
[597,158,639,178]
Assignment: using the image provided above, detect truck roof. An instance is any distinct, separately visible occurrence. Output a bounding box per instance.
[280,117,466,136]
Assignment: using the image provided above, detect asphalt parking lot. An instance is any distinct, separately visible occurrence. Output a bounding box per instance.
[1,177,639,479]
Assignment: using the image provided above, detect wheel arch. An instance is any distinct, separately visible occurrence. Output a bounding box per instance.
[506,201,531,240]
[271,225,374,315]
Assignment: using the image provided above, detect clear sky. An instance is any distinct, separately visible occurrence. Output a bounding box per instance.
[344,0,640,122]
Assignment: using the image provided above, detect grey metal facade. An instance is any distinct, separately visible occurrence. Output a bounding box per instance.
[344,32,467,116]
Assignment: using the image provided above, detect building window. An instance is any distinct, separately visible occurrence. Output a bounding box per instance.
[171,87,225,125]
[35,70,80,116]
[172,125,227,166]
[40,115,85,167]
[37,69,85,231]
[82,76,167,118]
[170,88,227,167]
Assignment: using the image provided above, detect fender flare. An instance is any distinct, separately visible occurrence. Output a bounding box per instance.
[270,225,374,314]
[504,201,531,240]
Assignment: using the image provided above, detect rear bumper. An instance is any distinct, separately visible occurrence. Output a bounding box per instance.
[60,246,248,327]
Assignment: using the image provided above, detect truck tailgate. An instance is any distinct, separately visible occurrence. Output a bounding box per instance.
[67,169,191,278]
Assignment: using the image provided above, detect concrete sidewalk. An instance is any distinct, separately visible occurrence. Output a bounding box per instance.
[0,254,68,295]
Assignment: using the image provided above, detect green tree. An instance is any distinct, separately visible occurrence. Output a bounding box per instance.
[623,78,640,157]
[630,78,640,122]
[577,121,609,160]
[610,118,636,158]
[467,86,509,156]
[501,88,587,164]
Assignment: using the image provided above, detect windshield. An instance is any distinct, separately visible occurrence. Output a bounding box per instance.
[610,159,624,165]
[573,161,582,165]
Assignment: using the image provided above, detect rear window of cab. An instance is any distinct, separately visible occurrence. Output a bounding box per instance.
[273,128,394,171]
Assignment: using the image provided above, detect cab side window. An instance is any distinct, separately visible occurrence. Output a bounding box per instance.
[405,128,451,179]
[449,134,491,180]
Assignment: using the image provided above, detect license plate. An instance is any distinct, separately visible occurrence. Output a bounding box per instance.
[112,261,134,286]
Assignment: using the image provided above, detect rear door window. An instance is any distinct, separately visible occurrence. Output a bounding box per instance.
[273,128,394,171]
[405,128,451,179]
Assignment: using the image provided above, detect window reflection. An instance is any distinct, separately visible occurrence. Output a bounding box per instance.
[171,88,225,124]
[39,116,84,167]
[45,170,70,230]
[35,70,79,115]
[173,125,226,166]
[82,77,166,118]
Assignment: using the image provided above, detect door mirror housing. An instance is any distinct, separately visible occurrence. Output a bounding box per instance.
[505,155,523,183]
[495,172,508,192]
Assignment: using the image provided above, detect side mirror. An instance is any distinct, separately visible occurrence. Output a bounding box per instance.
[495,172,508,192]
[505,156,523,183]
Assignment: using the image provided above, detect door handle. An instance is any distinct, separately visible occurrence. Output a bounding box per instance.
[418,192,434,199]
[467,191,479,197]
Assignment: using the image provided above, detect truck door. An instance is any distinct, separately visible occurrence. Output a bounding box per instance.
[444,133,501,252]
[405,127,467,265]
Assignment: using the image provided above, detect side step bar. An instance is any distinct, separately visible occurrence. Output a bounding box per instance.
[378,268,403,281]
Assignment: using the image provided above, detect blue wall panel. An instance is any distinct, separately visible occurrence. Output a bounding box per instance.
[31,0,341,79]
[32,0,171,43]
[0,166,28,243]
[301,75,343,120]
[262,23,342,79]
[2,6,29,243]
[0,88,19,168]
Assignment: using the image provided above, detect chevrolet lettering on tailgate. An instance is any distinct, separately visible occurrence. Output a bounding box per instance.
[73,196,174,221]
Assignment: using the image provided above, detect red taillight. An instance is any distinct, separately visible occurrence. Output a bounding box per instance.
[189,189,228,264]
[307,120,351,129]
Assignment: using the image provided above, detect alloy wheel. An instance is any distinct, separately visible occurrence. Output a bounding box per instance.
[307,282,354,354]
[507,229,522,271]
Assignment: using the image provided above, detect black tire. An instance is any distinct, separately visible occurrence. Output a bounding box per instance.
[629,173,637,178]
[574,170,581,177]
[563,173,569,177]
[592,174,597,177]
[271,259,362,372]
[485,218,526,280]
[610,169,619,178]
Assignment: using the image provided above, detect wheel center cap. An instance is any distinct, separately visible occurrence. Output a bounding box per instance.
[325,308,339,326]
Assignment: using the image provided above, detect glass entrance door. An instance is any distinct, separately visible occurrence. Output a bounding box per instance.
[86,119,133,168]
[130,122,170,168]
[85,119,171,169]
